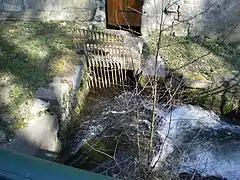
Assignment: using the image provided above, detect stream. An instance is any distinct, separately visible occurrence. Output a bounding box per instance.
[59,89,240,180]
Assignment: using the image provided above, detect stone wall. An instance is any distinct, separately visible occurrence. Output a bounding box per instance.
[0,0,239,41]
[141,0,240,42]
[0,0,105,22]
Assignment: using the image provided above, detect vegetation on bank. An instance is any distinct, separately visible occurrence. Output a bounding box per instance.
[146,32,239,114]
[0,21,79,139]
[146,32,239,77]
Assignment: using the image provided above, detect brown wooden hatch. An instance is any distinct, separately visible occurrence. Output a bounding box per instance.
[106,0,143,28]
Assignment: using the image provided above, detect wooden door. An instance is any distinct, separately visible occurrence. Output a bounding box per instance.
[107,0,143,27]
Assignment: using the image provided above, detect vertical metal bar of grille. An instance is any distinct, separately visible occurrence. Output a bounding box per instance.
[79,28,82,38]
[97,32,100,41]
[108,44,113,87]
[116,45,122,86]
[90,45,96,89]
[92,43,97,88]
[82,29,85,40]
[87,31,90,40]
[98,44,104,89]
[103,32,105,42]
[121,45,125,87]
[116,61,121,86]
[92,44,98,89]
[103,59,108,88]
[85,29,88,40]
[109,34,112,42]
[79,29,82,37]
[102,32,105,42]
[83,44,91,89]
[82,29,85,38]
[95,43,102,89]
[110,44,115,86]
[99,32,102,41]
[125,45,128,85]
[90,31,93,41]
[109,43,115,87]
[98,32,101,41]
[86,45,93,89]
[113,61,118,88]
[100,61,105,89]
[105,45,111,88]
[92,55,98,89]
[86,29,89,41]
[115,45,121,86]
[104,60,108,88]
[84,29,86,38]
[104,44,109,88]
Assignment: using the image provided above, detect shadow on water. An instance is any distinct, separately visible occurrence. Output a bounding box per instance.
[59,87,135,169]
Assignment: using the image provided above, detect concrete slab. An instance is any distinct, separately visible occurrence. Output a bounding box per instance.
[142,54,166,79]
[6,114,59,159]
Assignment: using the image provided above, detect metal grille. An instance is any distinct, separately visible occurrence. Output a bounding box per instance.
[73,29,139,89]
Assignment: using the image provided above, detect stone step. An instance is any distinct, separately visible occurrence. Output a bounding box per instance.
[5,114,59,161]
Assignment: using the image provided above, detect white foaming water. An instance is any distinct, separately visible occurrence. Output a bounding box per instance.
[152,105,240,179]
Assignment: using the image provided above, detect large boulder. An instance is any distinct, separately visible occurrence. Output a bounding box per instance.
[140,54,166,87]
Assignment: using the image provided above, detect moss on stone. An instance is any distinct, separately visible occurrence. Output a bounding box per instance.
[184,72,207,81]
[139,75,151,88]
[74,70,89,115]
[190,89,239,115]
[49,51,79,77]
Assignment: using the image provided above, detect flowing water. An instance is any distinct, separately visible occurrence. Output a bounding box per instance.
[59,89,240,179]
[151,105,240,179]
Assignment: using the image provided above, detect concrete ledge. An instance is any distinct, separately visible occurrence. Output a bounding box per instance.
[4,64,86,160]
[5,114,59,159]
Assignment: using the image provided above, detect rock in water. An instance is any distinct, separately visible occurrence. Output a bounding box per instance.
[142,54,166,79]
[30,99,50,115]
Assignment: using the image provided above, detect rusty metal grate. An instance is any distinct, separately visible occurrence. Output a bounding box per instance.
[73,29,139,89]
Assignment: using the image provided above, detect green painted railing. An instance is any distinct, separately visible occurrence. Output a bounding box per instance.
[0,149,113,180]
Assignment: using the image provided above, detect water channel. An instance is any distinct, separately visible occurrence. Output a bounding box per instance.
[59,87,240,179]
